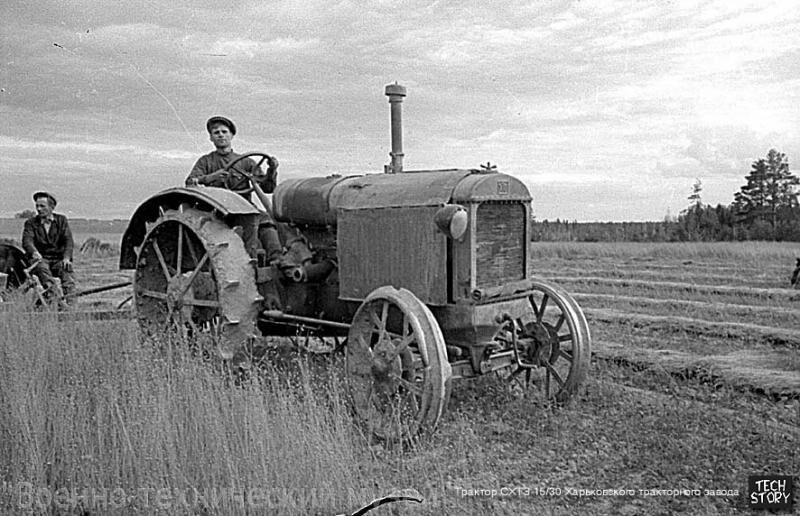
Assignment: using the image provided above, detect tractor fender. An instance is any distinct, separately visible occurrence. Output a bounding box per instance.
[119,186,260,269]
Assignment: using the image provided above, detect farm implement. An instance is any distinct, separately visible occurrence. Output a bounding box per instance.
[0,241,131,319]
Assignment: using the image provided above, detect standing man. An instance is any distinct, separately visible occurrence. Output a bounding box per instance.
[21,191,75,304]
[185,116,281,259]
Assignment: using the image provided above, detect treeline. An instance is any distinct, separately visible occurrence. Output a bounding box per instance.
[0,218,128,237]
[534,149,800,242]
[531,207,800,242]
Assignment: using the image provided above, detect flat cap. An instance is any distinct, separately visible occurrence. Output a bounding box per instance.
[33,191,57,207]
[206,116,236,135]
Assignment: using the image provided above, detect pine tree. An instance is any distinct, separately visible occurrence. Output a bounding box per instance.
[687,178,702,208]
[733,149,798,239]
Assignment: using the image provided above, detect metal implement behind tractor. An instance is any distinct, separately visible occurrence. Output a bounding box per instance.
[118,84,592,441]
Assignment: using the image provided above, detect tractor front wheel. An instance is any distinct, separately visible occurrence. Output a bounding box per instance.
[496,278,591,404]
[346,286,451,442]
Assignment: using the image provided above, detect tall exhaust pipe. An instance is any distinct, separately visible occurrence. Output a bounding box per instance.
[385,82,406,173]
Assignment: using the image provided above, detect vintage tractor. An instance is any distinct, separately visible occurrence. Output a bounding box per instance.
[119,84,591,441]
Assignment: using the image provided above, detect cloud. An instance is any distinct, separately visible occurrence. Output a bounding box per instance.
[208,36,320,59]
[0,136,194,161]
[1,0,799,220]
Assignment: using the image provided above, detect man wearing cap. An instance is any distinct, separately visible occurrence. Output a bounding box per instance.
[186,116,278,193]
[21,192,75,304]
[186,116,282,260]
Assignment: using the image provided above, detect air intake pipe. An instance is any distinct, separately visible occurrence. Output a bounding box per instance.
[384,83,406,174]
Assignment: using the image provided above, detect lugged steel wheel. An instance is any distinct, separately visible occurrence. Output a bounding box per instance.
[346,287,451,442]
[133,205,262,361]
[498,278,591,403]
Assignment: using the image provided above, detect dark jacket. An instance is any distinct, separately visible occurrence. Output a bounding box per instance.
[22,214,74,261]
[185,151,277,195]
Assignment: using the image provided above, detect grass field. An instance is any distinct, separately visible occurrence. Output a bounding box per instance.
[1,241,798,514]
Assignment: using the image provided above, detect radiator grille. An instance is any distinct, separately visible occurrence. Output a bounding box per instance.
[476,202,526,288]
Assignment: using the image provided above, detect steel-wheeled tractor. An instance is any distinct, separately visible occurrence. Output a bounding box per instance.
[119,84,592,441]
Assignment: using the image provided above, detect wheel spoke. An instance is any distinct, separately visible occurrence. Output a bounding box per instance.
[373,301,389,344]
[152,240,172,280]
[380,301,389,334]
[176,224,184,274]
[559,348,574,362]
[554,313,566,332]
[543,361,565,389]
[386,333,415,363]
[185,236,199,267]
[529,294,538,320]
[389,373,424,398]
[386,316,415,362]
[558,333,573,342]
[178,252,209,298]
[538,293,549,321]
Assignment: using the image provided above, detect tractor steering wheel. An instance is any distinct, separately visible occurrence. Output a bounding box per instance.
[223,152,275,195]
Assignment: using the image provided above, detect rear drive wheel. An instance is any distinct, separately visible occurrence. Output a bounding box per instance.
[133,205,262,362]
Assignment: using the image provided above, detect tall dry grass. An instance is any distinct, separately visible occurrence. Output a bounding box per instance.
[0,308,384,514]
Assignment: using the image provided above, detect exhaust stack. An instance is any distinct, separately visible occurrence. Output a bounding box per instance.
[384,83,406,174]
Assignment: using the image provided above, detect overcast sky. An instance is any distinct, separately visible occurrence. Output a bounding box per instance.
[1,0,798,221]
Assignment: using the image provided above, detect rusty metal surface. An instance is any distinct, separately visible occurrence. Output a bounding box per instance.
[274,169,532,228]
[338,206,448,305]
[333,170,473,209]
[431,296,533,348]
[274,170,475,226]
[451,172,532,203]
[273,176,353,226]
[120,187,260,269]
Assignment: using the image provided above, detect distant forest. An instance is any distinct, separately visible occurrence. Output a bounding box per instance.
[534,149,800,242]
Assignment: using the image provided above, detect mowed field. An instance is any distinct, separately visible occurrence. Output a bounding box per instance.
[1,238,798,515]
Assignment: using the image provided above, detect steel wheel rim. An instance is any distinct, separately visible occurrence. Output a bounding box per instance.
[346,287,450,442]
[498,279,591,404]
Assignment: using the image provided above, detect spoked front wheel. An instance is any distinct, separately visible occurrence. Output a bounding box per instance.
[496,279,591,404]
[346,287,451,442]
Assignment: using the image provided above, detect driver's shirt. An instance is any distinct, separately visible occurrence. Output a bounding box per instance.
[185,150,277,198]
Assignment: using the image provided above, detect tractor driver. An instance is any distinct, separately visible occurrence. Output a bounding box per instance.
[186,116,282,262]
[21,191,75,306]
